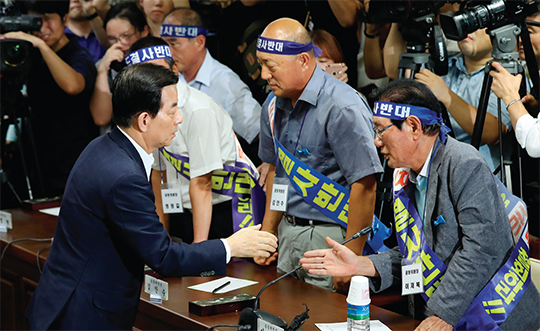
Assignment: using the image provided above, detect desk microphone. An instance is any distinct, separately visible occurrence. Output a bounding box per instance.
[238,225,372,331]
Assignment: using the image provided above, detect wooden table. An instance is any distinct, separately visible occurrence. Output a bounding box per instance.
[1,209,420,330]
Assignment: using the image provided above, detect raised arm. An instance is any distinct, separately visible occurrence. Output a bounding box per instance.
[415,68,507,144]
[90,44,124,125]
[328,0,360,28]
[1,32,86,95]
[383,23,406,79]
[82,0,110,50]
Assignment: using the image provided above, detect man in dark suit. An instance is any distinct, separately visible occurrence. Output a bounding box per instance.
[25,63,277,330]
[301,80,540,330]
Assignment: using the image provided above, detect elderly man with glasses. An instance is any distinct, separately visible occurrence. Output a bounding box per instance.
[301,79,540,331]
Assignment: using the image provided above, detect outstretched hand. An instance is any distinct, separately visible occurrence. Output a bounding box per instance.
[226,224,278,258]
[415,315,452,331]
[300,237,362,277]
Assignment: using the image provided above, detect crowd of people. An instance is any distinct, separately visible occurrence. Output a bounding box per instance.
[1,0,540,330]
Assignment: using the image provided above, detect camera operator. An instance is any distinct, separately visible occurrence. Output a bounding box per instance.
[0,0,98,197]
[491,60,539,158]
[518,0,540,110]
[384,21,512,172]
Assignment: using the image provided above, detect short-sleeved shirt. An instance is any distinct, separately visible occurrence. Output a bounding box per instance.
[442,55,513,171]
[259,66,383,223]
[65,28,106,63]
[152,82,238,209]
[179,50,261,144]
[27,36,98,195]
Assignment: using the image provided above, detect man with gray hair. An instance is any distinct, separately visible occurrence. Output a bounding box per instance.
[301,79,540,330]
[161,7,262,163]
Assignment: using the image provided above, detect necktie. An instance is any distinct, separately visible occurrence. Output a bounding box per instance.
[415,176,427,224]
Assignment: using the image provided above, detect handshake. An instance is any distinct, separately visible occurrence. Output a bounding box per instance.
[225,224,278,259]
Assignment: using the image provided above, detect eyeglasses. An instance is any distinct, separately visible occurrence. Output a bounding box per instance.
[373,123,394,140]
[107,30,137,45]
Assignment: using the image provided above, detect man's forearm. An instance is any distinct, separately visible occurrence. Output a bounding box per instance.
[328,0,359,28]
[383,23,406,79]
[190,173,214,243]
[445,90,507,144]
[345,175,377,256]
[261,164,284,235]
[39,44,86,95]
[90,71,113,126]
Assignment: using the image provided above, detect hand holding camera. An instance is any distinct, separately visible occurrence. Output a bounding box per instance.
[323,63,348,83]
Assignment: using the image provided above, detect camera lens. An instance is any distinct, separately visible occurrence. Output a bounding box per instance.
[2,42,27,67]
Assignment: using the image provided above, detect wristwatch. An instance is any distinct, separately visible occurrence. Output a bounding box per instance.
[85,12,98,21]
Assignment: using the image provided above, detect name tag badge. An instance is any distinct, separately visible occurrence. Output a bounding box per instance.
[401,263,424,296]
[270,177,288,212]
[161,183,183,214]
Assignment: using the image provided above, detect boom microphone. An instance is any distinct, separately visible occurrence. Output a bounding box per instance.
[238,225,373,331]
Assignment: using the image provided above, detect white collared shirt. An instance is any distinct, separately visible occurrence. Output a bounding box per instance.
[118,126,154,180]
[179,49,261,144]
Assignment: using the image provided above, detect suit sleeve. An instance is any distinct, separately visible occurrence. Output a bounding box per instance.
[426,158,513,325]
[106,173,227,277]
[367,246,403,292]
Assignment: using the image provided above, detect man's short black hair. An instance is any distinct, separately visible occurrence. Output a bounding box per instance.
[26,0,69,18]
[127,36,175,70]
[112,63,179,128]
[371,79,444,136]
[104,2,147,33]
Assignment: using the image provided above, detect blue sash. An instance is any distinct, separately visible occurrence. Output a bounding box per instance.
[159,144,265,232]
[393,167,531,330]
[267,93,391,255]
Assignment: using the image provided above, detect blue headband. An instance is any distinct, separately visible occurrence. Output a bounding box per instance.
[125,45,172,66]
[256,35,322,57]
[160,24,207,38]
[373,101,451,143]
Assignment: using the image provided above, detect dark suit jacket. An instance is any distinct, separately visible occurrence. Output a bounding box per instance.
[26,127,227,330]
[369,137,540,330]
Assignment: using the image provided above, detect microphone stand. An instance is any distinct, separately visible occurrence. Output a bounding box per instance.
[239,225,373,331]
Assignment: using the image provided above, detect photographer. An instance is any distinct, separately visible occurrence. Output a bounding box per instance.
[518,0,540,109]
[0,0,98,197]
[491,62,540,157]
[383,20,512,172]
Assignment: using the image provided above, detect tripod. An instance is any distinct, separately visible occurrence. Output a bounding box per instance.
[1,71,45,206]
[471,24,527,193]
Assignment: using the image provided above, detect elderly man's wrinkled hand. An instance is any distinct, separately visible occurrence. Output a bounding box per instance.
[415,315,452,331]
[226,225,278,258]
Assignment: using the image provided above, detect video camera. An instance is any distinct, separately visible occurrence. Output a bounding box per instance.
[365,0,451,24]
[440,0,539,41]
[0,1,42,74]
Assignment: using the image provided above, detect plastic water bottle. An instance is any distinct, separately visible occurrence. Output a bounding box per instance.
[347,276,370,331]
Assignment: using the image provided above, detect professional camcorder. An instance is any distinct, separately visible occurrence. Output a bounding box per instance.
[365,0,451,23]
[0,1,42,74]
[440,0,539,40]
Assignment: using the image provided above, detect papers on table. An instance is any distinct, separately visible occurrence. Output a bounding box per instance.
[188,276,258,294]
[39,207,60,216]
[315,320,392,331]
